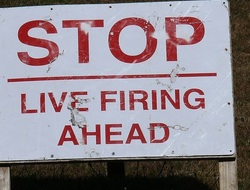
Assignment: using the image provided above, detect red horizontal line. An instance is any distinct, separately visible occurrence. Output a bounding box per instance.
[7,73,217,83]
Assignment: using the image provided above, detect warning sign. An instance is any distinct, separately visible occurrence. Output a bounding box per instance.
[0,1,235,163]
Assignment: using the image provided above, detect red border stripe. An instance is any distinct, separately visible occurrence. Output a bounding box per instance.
[7,73,217,83]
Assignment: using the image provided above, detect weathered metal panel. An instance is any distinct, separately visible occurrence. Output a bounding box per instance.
[0,0,235,163]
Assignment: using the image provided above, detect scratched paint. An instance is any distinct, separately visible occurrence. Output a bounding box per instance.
[68,105,87,128]
[170,64,185,83]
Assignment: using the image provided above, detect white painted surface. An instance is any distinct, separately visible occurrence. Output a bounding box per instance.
[0,1,235,162]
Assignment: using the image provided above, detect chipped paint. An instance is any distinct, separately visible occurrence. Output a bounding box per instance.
[46,50,64,73]
[168,125,189,131]
[80,21,93,34]
[46,62,53,73]
[76,97,91,104]
[148,124,188,131]
[156,79,173,92]
[67,104,87,128]
[170,64,185,83]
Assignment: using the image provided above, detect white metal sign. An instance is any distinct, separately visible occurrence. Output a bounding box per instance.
[0,0,235,163]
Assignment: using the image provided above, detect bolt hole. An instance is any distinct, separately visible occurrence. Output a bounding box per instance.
[112,152,115,156]
[51,154,54,158]
[228,102,231,105]
[169,4,172,7]
[50,8,53,10]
